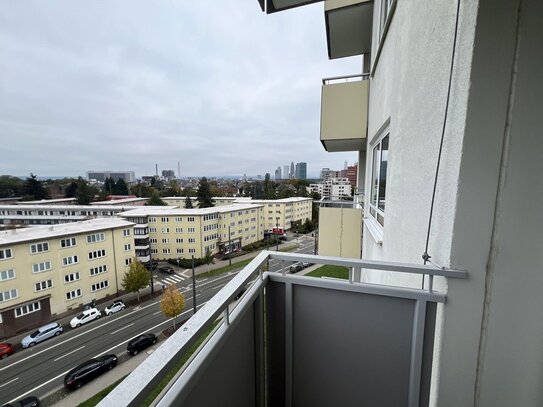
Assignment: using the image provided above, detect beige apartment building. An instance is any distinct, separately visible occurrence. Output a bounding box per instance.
[120,204,266,261]
[162,197,313,232]
[0,218,135,338]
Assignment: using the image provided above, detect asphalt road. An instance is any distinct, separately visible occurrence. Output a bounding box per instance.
[0,237,315,405]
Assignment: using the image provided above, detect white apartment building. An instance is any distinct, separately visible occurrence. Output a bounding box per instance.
[309,177,352,200]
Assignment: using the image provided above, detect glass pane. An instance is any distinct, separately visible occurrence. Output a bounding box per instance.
[371,143,381,206]
[378,135,389,211]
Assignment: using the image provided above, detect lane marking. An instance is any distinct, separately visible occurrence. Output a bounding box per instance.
[0,272,235,373]
[93,303,207,358]
[109,323,134,335]
[0,377,19,388]
[53,346,85,362]
[153,311,162,316]
[7,369,71,404]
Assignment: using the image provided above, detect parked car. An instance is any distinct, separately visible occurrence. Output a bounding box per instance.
[21,323,63,348]
[104,300,125,316]
[63,355,118,390]
[159,266,174,275]
[0,342,14,359]
[144,261,158,271]
[127,333,157,356]
[278,234,288,241]
[1,396,40,407]
[289,263,304,273]
[70,308,101,328]
[301,261,313,268]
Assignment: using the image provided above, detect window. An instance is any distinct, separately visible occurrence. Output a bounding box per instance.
[149,227,157,233]
[15,302,40,318]
[151,248,158,254]
[188,238,195,243]
[0,248,13,260]
[64,272,80,283]
[90,265,107,276]
[162,248,171,254]
[87,233,105,243]
[150,238,158,244]
[0,268,15,281]
[0,289,18,302]
[30,242,49,254]
[125,258,132,266]
[148,217,157,223]
[91,280,109,292]
[188,227,195,233]
[66,288,82,300]
[188,248,196,254]
[176,248,184,254]
[161,228,170,233]
[33,261,52,273]
[60,237,77,248]
[369,133,389,227]
[88,249,106,260]
[176,238,183,243]
[380,0,394,39]
[187,217,195,222]
[123,229,131,237]
[175,217,183,222]
[35,279,53,292]
[161,238,169,244]
[124,244,132,251]
[161,217,168,223]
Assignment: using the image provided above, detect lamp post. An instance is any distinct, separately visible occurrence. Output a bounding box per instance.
[275,217,280,251]
[228,225,232,266]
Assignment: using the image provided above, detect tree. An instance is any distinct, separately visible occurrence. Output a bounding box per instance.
[103,177,115,195]
[164,180,181,196]
[146,191,167,206]
[203,248,214,272]
[196,177,215,208]
[21,173,48,200]
[122,259,150,301]
[65,181,78,198]
[0,175,23,198]
[114,179,129,195]
[130,183,156,198]
[75,180,95,204]
[160,284,185,330]
[184,194,194,209]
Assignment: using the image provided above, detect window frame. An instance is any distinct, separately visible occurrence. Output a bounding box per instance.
[367,127,390,243]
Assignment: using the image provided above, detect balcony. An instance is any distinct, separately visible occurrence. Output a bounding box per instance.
[318,206,362,258]
[100,251,466,407]
[257,0,323,14]
[320,74,369,152]
[325,0,374,59]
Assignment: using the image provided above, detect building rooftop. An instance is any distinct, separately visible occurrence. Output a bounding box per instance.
[0,218,135,245]
[120,203,264,217]
[90,198,148,205]
[14,198,77,205]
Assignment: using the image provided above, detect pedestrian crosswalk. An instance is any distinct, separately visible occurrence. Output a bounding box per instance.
[156,273,186,286]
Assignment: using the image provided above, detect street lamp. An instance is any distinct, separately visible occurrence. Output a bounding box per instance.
[275,217,280,251]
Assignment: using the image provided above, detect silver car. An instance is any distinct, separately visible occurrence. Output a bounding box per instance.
[21,322,63,348]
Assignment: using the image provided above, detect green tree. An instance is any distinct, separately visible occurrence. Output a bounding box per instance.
[311,191,321,200]
[196,177,215,208]
[184,194,194,209]
[76,180,95,204]
[65,181,78,198]
[122,259,150,302]
[164,180,181,196]
[203,248,214,272]
[114,179,129,195]
[130,183,156,198]
[146,191,167,206]
[0,175,23,198]
[21,173,48,200]
[103,177,115,195]
[160,284,185,330]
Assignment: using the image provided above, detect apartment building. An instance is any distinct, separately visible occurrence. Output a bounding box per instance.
[162,197,238,208]
[86,170,135,183]
[120,204,265,260]
[0,218,135,338]
[309,177,352,200]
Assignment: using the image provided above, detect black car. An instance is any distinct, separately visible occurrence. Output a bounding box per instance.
[145,261,158,271]
[1,396,40,407]
[127,333,157,356]
[64,355,118,390]
[158,266,174,275]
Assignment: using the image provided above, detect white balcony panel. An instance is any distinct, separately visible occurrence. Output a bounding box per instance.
[318,207,362,258]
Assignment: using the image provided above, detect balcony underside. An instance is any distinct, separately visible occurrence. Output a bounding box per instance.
[258,0,323,13]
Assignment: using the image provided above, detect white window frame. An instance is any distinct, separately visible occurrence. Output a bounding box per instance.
[0,268,15,281]
[64,272,81,284]
[33,261,52,273]
[15,301,41,318]
[60,237,77,248]
[91,280,109,292]
[90,265,108,276]
[62,255,79,266]
[123,229,131,237]
[0,288,18,302]
[35,279,53,292]
[66,288,82,301]
[0,248,13,260]
[86,233,105,244]
[30,242,49,254]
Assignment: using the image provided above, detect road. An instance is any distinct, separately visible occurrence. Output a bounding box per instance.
[0,236,315,405]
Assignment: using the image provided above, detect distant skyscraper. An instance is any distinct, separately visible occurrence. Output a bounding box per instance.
[290,162,295,179]
[321,167,330,180]
[283,165,289,180]
[275,167,282,180]
[162,169,175,180]
[344,160,348,170]
[295,162,307,180]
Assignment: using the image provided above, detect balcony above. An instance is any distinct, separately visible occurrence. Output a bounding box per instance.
[320,74,369,152]
[257,0,323,14]
[318,206,362,258]
[325,0,374,59]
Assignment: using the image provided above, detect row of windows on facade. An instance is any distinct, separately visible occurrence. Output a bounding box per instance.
[151,248,197,255]
[146,211,258,224]
[0,280,110,310]
[0,264,109,285]
[0,229,131,260]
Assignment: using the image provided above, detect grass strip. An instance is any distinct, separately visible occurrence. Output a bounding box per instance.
[196,258,254,279]
[305,265,349,280]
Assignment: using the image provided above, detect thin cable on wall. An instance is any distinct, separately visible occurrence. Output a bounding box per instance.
[422,0,462,270]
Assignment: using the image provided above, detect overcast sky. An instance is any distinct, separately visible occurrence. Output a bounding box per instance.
[0,1,360,179]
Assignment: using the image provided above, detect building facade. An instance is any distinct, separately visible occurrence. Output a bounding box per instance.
[295,162,307,180]
[0,219,135,338]
[309,178,352,200]
[86,171,135,183]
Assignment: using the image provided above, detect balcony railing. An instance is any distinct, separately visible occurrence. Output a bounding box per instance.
[100,251,466,407]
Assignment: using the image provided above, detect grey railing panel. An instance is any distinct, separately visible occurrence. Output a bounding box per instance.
[265,279,286,407]
[290,283,415,406]
[179,306,257,407]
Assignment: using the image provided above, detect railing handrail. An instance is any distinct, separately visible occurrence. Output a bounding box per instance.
[322,73,370,85]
